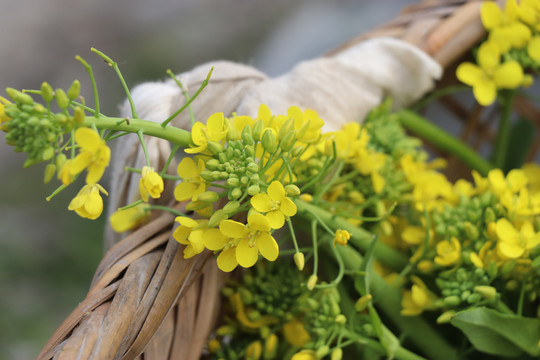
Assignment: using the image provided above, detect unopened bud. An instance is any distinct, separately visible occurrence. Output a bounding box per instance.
[252,119,264,141]
[436,310,456,324]
[277,118,294,140]
[247,184,260,196]
[55,153,67,169]
[6,88,33,105]
[263,334,278,359]
[355,294,372,312]
[74,107,85,124]
[42,147,55,161]
[231,187,242,200]
[55,88,69,109]
[197,191,219,203]
[247,162,259,174]
[285,184,300,197]
[216,325,236,336]
[67,79,81,100]
[246,341,262,360]
[207,141,224,155]
[208,209,228,228]
[261,129,277,153]
[335,314,346,325]
[185,201,211,211]
[43,164,56,184]
[307,275,317,290]
[331,348,343,360]
[294,252,305,271]
[484,207,496,224]
[474,285,497,300]
[242,125,254,145]
[279,130,296,152]
[41,82,54,102]
[291,146,303,157]
[315,345,329,358]
[464,221,479,240]
[224,118,238,140]
[223,201,240,214]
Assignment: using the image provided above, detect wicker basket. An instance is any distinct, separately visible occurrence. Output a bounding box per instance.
[37,1,532,359]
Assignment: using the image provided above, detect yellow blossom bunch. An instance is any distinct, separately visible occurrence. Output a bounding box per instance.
[457,0,540,105]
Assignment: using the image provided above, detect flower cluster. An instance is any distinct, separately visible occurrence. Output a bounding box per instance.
[457,0,540,105]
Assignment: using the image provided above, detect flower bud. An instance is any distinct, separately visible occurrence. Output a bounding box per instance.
[279,130,296,152]
[185,200,212,211]
[227,177,240,187]
[443,295,461,306]
[55,153,67,169]
[223,200,240,214]
[315,345,329,358]
[291,146,303,157]
[74,107,85,124]
[252,119,264,141]
[40,82,54,102]
[436,310,456,324]
[67,79,81,100]
[55,88,69,109]
[6,88,33,105]
[261,129,277,153]
[307,275,317,290]
[355,294,372,312]
[484,207,496,224]
[224,118,238,140]
[43,164,56,184]
[247,162,259,174]
[474,285,497,300]
[200,170,215,182]
[208,209,228,228]
[197,191,219,203]
[331,348,343,360]
[285,184,300,197]
[42,146,55,161]
[335,314,346,325]
[294,252,305,271]
[231,187,243,200]
[263,334,278,359]
[247,184,260,196]
[207,141,224,155]
[277,118,294,140]
[216,325,236,336]
[242,125,254,145]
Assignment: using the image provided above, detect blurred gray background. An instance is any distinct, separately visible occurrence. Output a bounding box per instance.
[0,0,417,358]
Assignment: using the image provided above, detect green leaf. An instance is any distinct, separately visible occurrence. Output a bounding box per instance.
[451,307,540,357]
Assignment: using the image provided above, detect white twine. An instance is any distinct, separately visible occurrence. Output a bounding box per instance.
[104,37,442,247]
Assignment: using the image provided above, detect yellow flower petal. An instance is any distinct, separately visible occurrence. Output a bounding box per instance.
[267,181,286,201]
[498,241,525,258]
[236,238,258,268]
[456,62,484,86]
[265,211,285,229]
[478,42,500,70]
[496,218,519,240]
[251,193,273,212]
[256,233,279,261]
[177,157,199,179]
[481,2,503,30]
[176,216,199,228]
[174,181,198,201]
[247,213,271,232]
[220,219,249,238]
[204,228,228,250]
[528,36,540,61]
[75,127,102,152]
[217,248,238,272]
[473,78,497,106]
[280,197,297,217]
[493,61,523,89]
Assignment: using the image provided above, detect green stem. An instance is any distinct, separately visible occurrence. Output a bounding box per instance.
[148,204,186,217]
[161,67,213,127]
[311,220,319,276]
[75,55,100,118]
[341,329,427,360]
[82,116,191,147]
[492,90,515,169]
[137,130,151,167]
[167,69,196,128]
[161,144,180,176]
[295,199,407,271]
[397,110,493,176]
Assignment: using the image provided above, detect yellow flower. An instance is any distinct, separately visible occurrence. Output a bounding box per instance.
[216,213,279,271]
[185,112,227,154]
[245,341,262,360]
[456,41,525,106]
[250,181,297,229]
[282,319,311,348]
[333,229,351,247]
[401,225,425,246]
[287,106,325,143]
[109,203,150,232]
[70,127,111,184]
[528,36,540,62]
[68,183,108,219]
[401,276,434,316]
[495,218,540,259]
[0,96,11,131]
[434,237,461,266]
[139,166,164,202]
[174,157,207,202]
[58,159,75,185]
[291,350,317,360]
[481,0,532,52]
[173,216,208,258]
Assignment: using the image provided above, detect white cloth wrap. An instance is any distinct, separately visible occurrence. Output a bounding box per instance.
[104,37,442,247]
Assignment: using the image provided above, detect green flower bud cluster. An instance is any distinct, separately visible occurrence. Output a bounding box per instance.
[432,193,499,251]
[3,83,83,167]
[435,267,491,307]
[223,262,307,321]
[201,139,263,200]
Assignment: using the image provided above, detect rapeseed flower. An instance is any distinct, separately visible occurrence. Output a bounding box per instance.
[173,216,208,258]
[333,229,351,247]
[434,237,461,266]
[495,218,540,259]
[185,112,227,154]
[401,276,435,316]
[70,127,111,184]
[174,157,206,202]
[456,41,526,106]
[109,203,150,232]
[139,166,164,202]
[68,183,108,219]
[250,181,297,229]
[216,213,279,271]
